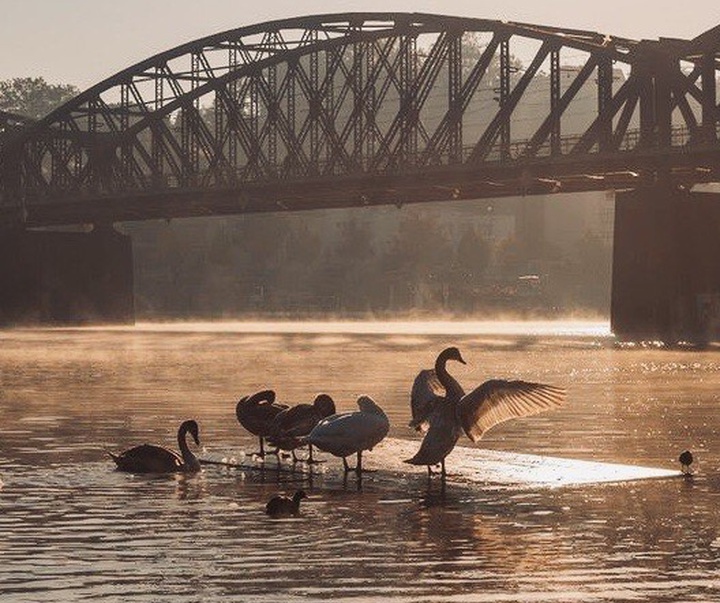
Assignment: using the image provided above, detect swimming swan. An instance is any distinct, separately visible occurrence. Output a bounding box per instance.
[235,389,289,457]
[304,396,389,475]
[108,419,201,474]
[266,394,336,462]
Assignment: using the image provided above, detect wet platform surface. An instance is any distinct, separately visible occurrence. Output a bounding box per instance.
[201,437,683,490]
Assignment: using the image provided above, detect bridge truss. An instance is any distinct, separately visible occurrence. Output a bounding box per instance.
[0,14,719,227]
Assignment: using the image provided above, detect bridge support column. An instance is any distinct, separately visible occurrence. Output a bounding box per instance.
[611,187,720,342]
[0,226,134,325]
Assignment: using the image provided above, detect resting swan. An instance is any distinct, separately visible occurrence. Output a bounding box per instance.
[406,348,567,481]
[235,389,289,457]
[266,394,336,462]
[108,419,201,474]
[304,396,389,476]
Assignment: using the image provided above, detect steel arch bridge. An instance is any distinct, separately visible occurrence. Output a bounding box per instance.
[1,13,719,228]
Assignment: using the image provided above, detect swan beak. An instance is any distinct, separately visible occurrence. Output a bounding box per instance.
[458,356,467,365]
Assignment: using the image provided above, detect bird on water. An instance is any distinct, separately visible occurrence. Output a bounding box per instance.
[107,419,201,474]
[266,393,336,463]
[235,389,288,457]
[304,395,390,476]
[679,450,694,474]
[406,347,567,481]
[266,490,307,517]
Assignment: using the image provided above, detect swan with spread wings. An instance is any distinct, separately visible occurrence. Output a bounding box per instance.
[406,347,567,481]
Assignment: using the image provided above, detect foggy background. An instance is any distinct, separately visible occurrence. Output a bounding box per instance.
[3,1,711,319]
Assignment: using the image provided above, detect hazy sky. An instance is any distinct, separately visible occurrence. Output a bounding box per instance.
[1,1,718,90]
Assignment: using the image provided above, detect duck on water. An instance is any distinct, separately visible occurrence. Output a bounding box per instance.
[266,490,307,517]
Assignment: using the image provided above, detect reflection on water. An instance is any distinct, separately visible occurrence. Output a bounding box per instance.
[1,321,720,602]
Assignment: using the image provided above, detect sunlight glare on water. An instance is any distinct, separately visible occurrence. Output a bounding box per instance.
[87,318,612,337]
[1,320,719,602]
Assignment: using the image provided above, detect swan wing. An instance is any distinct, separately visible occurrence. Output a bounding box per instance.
[275,405,319,437]
[236,389,289,436]
[266,405,319,449]
[307,411,389,457]
[111,444,183,473]
[457,380,567,442]
[410,369,445,432]
[405,403,461,466]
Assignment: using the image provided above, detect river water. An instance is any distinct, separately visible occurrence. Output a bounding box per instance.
[1,321,719,602]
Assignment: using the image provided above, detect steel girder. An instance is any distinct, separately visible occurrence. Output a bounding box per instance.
[1,13,719,227]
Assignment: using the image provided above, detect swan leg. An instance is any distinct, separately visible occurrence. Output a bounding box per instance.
[342,457,351,473]
[426,462,444,477]
[356,450,363,477]
[250,436,266,458]
[306,444,324,465]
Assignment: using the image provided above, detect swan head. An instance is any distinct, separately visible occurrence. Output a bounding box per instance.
[181,419,200,446]
[439,346,466,365]
[357,395,386,416]
[249,389,276,405]
[313,393,336,418]
[293,490,308,504]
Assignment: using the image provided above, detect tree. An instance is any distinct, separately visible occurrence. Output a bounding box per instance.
[449,226,492,310]
[0,77,79,120]
[315,218,379,311]
[383,213,452,310]
[572,231,612,310]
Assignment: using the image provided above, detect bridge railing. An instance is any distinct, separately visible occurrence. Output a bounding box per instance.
[93,124,702,195]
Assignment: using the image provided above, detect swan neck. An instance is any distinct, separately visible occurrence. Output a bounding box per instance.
[435,354,463,400]
[178,425,197,467]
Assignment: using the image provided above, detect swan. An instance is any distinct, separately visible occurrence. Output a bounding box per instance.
[406,350,567,481]
[266,490,307,517]
[408,346,467,477]
[235,389,289,457]
[304,395,389,476]
[108,419,201,474]
[266,394,336,462]
[409,346,466,433]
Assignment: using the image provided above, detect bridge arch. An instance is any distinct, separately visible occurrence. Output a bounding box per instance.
[1,13,718,227]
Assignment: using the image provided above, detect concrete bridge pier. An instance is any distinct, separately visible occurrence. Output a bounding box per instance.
[611,186,720,342]
[0,225,134,325]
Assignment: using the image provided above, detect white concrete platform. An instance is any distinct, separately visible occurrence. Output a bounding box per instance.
[372,438,682,488]
[201,437,683,489]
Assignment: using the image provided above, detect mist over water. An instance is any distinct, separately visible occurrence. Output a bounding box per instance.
[1,320,719,602]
